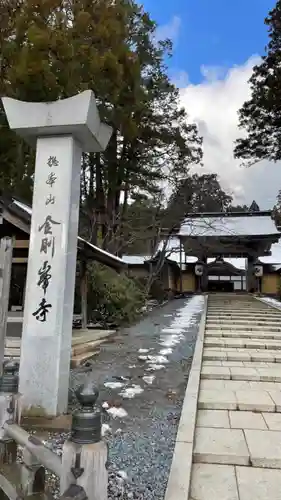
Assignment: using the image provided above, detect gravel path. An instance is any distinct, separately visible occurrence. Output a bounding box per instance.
[46,296,204,500]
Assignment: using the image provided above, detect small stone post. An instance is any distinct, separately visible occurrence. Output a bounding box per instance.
[2,91,112,417]
[61,383,107,500]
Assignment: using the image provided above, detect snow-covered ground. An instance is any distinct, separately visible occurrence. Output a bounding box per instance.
[257,296,281,310]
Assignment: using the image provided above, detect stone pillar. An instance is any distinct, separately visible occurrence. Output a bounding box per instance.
[246,256,257,293]
[2,91,112,417]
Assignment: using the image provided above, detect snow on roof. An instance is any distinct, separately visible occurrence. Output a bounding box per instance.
[14,199,32,215]
[259,240,281,264]
[12,199,125,266]
[121,255,150,265]
[179,213,278,237]
[154,237,197,264]
[207,257,247,270]
[77,237,124,264]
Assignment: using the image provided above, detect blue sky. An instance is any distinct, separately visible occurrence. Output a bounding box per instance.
[142,0,276,84]
[140,0,281,209]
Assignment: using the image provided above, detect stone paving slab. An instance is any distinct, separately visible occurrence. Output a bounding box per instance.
[229,411,267,429]
[203,348,281,362]
[206,324,281,332]
[263,412,281,430]
[198,387,275,411]
[198,389,237,410]
[205,337,281,349]
[236,466,281,500]
[205,330,281,340]
[201,365,281,382]
[190,464,239,500]
[207,318,281,325]
[197,409,230,428]
[245,429,281,468]
[193,427,250,466]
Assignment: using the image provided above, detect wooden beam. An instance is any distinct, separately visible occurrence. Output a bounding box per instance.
[13,239,29,248]
[179,238,183,293]
[0,237,13,374]
[80,260,88,330]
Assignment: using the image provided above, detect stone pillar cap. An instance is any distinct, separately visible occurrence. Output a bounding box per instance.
[2,90,112,152]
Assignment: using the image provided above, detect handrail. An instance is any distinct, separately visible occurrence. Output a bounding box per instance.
[3,422,62,477]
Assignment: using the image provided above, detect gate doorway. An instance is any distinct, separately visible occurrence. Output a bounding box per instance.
[208,275,246,292]
[208,280,234,292]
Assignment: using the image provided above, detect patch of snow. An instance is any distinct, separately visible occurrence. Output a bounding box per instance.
[146,364,165,371]
[160,334,183,347]
[159,296,204,352]
[119,384,144,399]
[138,355,149,361]
[128,364,137,368]
[117,470,128,481]
[259,297,281,310]
[160,348,173,355]
[142,375,155,385]
[104,381,125,389]
[138,348,150,353]
[106,407,128,418]
[161,328,184,334]
[102,423,112,436]
[146,355,168,364]
[102,402,109,409]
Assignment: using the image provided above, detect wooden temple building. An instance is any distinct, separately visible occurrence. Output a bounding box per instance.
[0,197,126,329]
[124,210,281,296]
[1,199,281,328]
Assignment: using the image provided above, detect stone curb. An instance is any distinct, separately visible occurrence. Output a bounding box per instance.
[164,295,208,500]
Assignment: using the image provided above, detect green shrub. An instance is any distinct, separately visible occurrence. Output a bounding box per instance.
[87,263,147,325]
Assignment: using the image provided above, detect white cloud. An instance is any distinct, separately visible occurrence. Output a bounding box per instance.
[180,56,281,209]
[155,15,181,44]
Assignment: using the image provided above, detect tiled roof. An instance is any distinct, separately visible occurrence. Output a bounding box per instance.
[179,213,279,237]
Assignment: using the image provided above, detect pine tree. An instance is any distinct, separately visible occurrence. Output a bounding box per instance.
[0,0,202,249]
[234,0,281,165]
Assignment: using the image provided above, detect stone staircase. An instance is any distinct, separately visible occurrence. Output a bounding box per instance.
[190,293,281,499]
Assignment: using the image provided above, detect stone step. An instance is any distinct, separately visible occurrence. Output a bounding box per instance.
[207,319,281,326]
[207,312,281,317]
[201,379,281,392]
[203,361,281,369]
[193,427,251,466]
[207,307,273,312]
[201,365,281,382]
[198,388,276,412]
[205,337,281,350]
[206,324,281,332]
[207,317,281,323]
[205,330,281,340]
[193,426,281,468]
[203,348,281,363]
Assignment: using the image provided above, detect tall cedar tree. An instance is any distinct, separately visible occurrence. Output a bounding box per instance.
[234,1,281,165]
[0,0,202,251]
[122,173,233,255]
